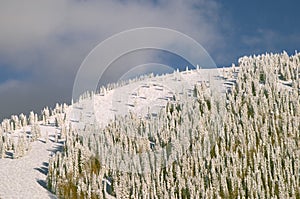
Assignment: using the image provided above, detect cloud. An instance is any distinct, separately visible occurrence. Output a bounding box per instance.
[241,28,300,55]
[0,0,225,119]
[242,29,277,47]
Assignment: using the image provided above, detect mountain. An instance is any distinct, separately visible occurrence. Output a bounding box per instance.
[0,52,299,198]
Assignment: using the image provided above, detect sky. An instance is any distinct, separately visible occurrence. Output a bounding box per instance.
[0,0,299,120]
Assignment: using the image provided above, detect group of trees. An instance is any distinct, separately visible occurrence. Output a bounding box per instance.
[47,52,300,198]
[0,103,68,159]
[76,72,158,104]
[0,119,40,159]
[1,51,298,198]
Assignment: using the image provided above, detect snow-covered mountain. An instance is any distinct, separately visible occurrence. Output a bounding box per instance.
[0,52,299,199]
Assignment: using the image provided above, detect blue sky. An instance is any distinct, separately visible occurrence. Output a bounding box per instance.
[0,0,299,120]
[218,0,300,59]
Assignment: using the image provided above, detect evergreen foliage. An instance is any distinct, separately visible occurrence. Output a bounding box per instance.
[47,52,300,198]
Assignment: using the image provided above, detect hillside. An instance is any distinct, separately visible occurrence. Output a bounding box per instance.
[0,52,299,198]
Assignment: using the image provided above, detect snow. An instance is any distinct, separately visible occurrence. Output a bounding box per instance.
[0,124,61,199]
[69,68,224,129]
[0,68,225,198]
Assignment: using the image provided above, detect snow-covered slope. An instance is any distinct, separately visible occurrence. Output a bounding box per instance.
[45,52,300,198]
[0,124,61,199]
[1,51,299,199]
[68,68,223,130]
[0,68,224,199]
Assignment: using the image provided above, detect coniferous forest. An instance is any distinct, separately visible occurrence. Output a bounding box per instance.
[1,52,300,198]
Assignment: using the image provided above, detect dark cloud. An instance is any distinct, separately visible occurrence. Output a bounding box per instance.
[0,0,225,120]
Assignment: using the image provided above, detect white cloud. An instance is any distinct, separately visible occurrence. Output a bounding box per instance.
[0,0,225,119]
